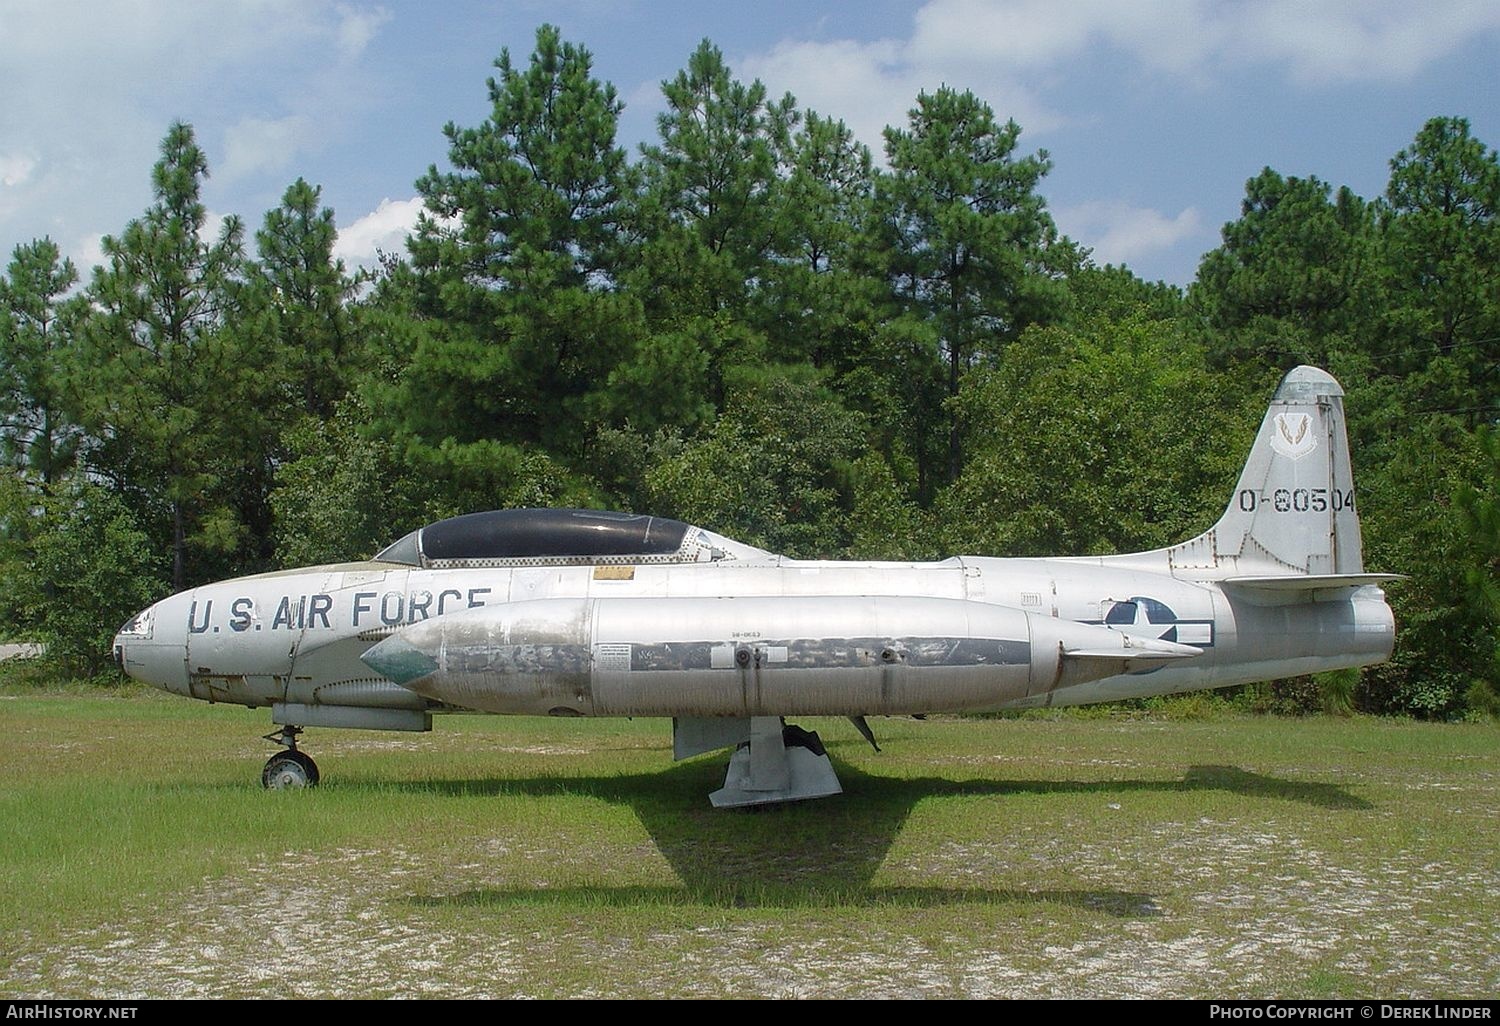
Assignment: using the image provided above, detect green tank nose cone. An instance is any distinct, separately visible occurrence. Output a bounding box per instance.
[361,634,438,687]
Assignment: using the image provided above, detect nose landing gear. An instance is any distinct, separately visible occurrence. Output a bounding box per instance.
[261,725,320,789]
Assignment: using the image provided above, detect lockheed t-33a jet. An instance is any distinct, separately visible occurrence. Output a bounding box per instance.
[114,367,1398,808]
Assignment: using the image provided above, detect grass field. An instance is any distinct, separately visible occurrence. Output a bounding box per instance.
[1,685,1496,999]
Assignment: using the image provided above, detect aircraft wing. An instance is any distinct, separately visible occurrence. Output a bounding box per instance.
[1221,573,1404,593]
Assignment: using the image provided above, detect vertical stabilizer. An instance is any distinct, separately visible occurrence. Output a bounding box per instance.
[1165,366,1364,577]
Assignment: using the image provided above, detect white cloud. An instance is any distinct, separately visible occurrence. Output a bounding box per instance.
[736,0,1500,158]
[333,196,425,269]
[0,0,393,264]
[906,0,1500,83]
[199,210,239,247]
[336,3,393,59]
[741,38,919,155]
[70,233,108,279]
[739,32,1059,160]
[2,1,331,90]
[1056,200,1206,269]
[1235,0,1500,83]
[0,154,40,221]
[222,116,318,183]
[911,0,1136,68]
[1,154,38,189]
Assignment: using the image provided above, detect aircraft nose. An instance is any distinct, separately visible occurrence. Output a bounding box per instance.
[113,599,190,695]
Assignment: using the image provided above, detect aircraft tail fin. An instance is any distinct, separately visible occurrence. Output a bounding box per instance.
[1164,366,1368,578]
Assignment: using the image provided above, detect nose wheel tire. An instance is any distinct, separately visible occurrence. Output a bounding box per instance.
[262,750,320,789]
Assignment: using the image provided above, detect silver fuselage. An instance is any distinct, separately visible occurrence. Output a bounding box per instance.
[115,552,1394,718]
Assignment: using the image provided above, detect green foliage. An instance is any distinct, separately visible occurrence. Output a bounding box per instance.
[0,472,36,634]
[271,402,417,566]
[10,480,167,676]
[1359,416,1492,717]
[1139,691,1220,721]
[0,239,83,485]
[72,122,261,590]
[273,397,600,567]
[1066,264,1184,325]
[1317,669,1359,717]
[1233,678,1324,717]
[1192,168,1377,370]
[1464,679,1500,720]
[406,436,598,523]
[835,315,947,503]
[644,366,866,557]
[1454,426,1500,623]
[398,25,639,462]
[415,23,625,284]
[1183,116,1499,717]
[1380,116,1500,396]
[630,40,795,329]
[592,328,714,436]
[938,312,1247,556]
[252,178,360,419]
[1451,426,1500,713]
[760,111,883,371]
[879,86,1075,483]
[842,452,934,560]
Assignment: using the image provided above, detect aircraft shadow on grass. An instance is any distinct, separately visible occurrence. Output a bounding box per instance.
[392,753,1369,914]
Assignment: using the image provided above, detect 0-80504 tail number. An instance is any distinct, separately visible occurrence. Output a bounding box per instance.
[1237,488,1355,513]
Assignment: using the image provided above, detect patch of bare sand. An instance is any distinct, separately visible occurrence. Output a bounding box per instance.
[5,819,1495,999]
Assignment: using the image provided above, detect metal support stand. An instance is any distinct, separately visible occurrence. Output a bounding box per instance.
[709,716,842,808]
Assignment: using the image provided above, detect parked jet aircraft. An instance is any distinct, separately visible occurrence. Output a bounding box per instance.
[114,366,1397,807]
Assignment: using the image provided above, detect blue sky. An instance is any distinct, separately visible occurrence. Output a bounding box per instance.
[2,0,1497,288]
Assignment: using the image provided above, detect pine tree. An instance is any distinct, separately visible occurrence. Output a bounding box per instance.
[1381,116,1500,408]
[75,122,253,589]
[253,178,358,418]
[392,24,636,474]
[0,238,82,486]
[626,40,796,386]
[878,87,1072,485]
[1192,168,1378,371]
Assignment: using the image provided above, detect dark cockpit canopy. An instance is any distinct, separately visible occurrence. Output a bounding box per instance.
[373,508,764,568]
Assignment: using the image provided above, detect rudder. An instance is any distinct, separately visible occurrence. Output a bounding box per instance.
[1166,366,1364,577]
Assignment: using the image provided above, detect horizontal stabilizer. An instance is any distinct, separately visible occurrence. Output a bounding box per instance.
[1064,636,1203,661]
[1222,573,1404,593]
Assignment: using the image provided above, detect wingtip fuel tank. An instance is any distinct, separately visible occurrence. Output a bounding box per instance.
[360,595,1203,718]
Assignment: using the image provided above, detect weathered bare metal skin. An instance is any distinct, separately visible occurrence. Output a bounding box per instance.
[362,594,1207,717]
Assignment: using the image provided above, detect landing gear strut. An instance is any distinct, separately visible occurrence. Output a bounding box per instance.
[261,725,320,789]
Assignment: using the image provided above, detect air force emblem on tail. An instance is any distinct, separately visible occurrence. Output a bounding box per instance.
[1270,412,1317,460]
